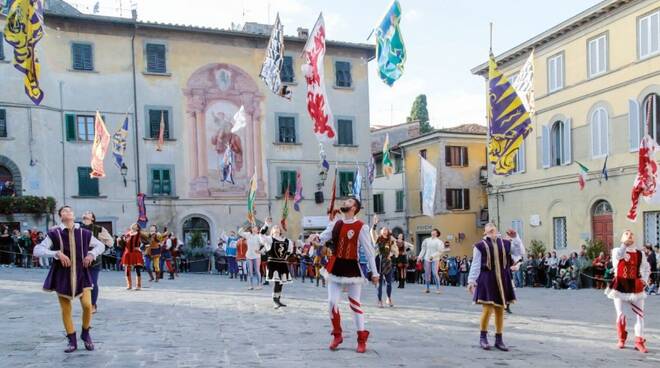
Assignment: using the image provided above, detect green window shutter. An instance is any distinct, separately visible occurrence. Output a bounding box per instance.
[162,169,171,195]
[337,119,353,145]
[0,109,6,138]
[65,114,76,141]
[464,189,470,210]
[149,110,159,138]
[77,167,99,196]
[152,169,161,195]
[280,171,295,195]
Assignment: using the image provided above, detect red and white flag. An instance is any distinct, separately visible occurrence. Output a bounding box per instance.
[156,111,165,151]
[301,14,336,143]
[627,135,659,221]
[90,111,110,178]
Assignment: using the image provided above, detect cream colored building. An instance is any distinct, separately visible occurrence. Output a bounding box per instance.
[471,0,660,254]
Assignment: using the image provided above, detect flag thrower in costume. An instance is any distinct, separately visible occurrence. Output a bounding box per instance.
[156,111,165,151]
[301,13,336,142]
[112,116,129,170]
[487,55,533,175]
[420,156,437,217]
[293,170,303,212]
[259,14,291,99]
[90,112,111,178]
[627,135,659,222]
[375,0,406,86]
[3,0,45,105]
[247,170,258,225]
[382,134,394,177]
[576,161,589,191]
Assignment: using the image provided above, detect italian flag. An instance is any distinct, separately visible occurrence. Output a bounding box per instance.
[576,161,589,190]
[247,170,258,224]
[382,133,394,177]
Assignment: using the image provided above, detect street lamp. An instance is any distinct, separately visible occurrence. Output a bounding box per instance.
[120,164,128,187]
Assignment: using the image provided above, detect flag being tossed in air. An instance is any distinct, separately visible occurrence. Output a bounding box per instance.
[627,135,659,221]
[293,171,303,212]
[112,116,129,171]
[281,184,290,231]
[487,55,533,175]
[247,170,258,225]
[368,155,376,184]
[382,134,394,177]
[3,0,45,105]
[259,14,291,99]
[375,0,406,86]
[90,112,110,178]
[352,166,362,202]
[420,155,437,217]
[512,50,535,115]
[156,111,165,151]
[231,105,248,133]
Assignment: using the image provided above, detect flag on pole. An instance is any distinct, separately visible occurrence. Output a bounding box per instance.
[375,0,406,86]
[601,156,609,181]
[112,116,129,170]
[137,192,148,228]
[627,135,659,221]
[90,112,110,178]
[328,169,337,220]
[382,134,394,177]
[230,105,247,133]
[420,156,437,217]
[281,184,290,231]
[3,0,45,105]
[576,161,589,190]
[301,13,336,142]
[247,170,258,225]
[156,111,165,151]
[487,55,533,175]
[220,145,235,184]
[512,50,535,115]
[352,166,362,201]
[293,170,303,212]
[259,14,291,99]
[368,155,375,184]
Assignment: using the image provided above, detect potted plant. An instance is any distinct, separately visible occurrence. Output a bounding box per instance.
[187,231,211,273]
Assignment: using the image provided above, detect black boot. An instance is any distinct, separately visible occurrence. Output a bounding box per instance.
[64,333,77,353]
[81,328,94,351]
[273,297,281,309]
[276,297,287,308]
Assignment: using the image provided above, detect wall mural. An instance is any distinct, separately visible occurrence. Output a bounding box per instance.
[184,63,265,198]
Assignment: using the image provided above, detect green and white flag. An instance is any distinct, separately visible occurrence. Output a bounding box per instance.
[375,0,406,86]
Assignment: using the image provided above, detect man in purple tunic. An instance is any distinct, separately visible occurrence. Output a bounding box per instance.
[467,223,524,351]
[34,206,106,353]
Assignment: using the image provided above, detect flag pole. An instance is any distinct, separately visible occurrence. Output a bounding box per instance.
[489,22,493,54]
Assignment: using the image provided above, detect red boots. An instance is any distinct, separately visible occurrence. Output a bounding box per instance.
[356,330,370,353]
[616,316,627,349]
[634,337,648,353]
[329,308,343,350]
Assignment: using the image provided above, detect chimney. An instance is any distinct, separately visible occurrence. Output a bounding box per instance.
[297,27,309,38]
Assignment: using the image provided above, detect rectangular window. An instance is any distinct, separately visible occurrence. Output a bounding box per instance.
[0,109,6,138]
[279,170,296,196]
[339,171,355,197]
[77,167,99,197]
[588,34,607,78]
[512,141,525,174]
[644,211,660,246]
[445,146,468,167]
[373,193,384,214]
[446,188,470,210]
[148,109,170,139]
[395,190,404,212]
[281,56,294,83]
[639,10,660,59]
[336,119,354,145]
[375,156,383,177]
[68,115,95,142]
[553,217,567,249]
[146,43,167,73]
[71,43,93,71]
[335,61,352,87]
[547,53,564,93]
[0,38,5,61]
[277,116,297,143]
[420,149,427,159]
[394,153,403,174]
[150,168,172,196]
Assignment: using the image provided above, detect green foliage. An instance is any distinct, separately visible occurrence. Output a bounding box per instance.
[528,239,546,257]
[0,196,56,215]
[407,94,433,133]
[188,230,205,248]
[584,239,605,260]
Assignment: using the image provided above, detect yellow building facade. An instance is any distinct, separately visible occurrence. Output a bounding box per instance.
[399,127,488,257]
[471,0,660,254]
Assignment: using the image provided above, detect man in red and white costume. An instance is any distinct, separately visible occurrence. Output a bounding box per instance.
[605,230,651,353]
[319,197,379,353]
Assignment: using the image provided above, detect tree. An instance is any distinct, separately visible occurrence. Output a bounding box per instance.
[407,94,433,133]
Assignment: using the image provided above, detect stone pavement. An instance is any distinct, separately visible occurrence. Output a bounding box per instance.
[0,268,658,368]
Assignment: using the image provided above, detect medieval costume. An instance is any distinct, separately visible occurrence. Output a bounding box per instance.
[319,215,379,353]
[605,230,651,353]
[371,227,399,307]
[121,229,146,290]
[467,231,524,351]
[260,225,294,309]
[395,237,412,288]
[80,221,113,312]
[146,228,169,282]
[34,223,106,353]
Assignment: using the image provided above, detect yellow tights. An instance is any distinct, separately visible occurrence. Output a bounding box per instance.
[57,289,92,335]
[479,304,504,333]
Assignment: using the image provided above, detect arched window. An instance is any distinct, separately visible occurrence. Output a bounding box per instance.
[643,93,659,143]
[0,166,15,197]
[182,217,210,248]
[591,107,609,158]
[592,200,613,216]
[551,120,565,166]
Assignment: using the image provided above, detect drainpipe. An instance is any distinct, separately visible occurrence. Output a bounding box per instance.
[59,81,66,205]
[131,16,141,195]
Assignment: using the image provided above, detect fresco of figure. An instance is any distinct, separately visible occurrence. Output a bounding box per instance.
[211,111,243,173]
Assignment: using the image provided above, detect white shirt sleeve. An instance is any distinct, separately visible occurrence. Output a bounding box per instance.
[359,224,379,278]
[88,235,106,259]
[319,220,338,244]
[467,246,482,285]
[640,251,651,283]
[260,235,273,252]
[97,227,114,247]
[33,235,59,259]
[611,244,626,274]
[418,239,428,260]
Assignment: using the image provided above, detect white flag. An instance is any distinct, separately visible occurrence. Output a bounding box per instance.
[513,50,535,115]
[420,156,437,217]
[230,105,247,133]
[259,14,291,99]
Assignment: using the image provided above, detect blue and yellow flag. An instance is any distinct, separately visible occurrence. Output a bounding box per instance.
[375,0,406,86]
[112,116,129,170]
[3,0,45,105]
[487,55,532,175]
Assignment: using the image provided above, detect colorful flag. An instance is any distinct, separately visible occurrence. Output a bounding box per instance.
[627,135,659,222]
[512,50,535,115]
[293,170,303,212]
[375,0,406,86]
[382,134,394,177]
[156,111,165,151]
[328,169,337,220]
[601,156,609,181]
[576,161,589,190]
[487,55,533,175]
[259,14,291,100]
[137,192,148,228]
[281,184,290,232]
[420,156,437,217]
[112,116,129,170]
[368,155,375,184]
[301,13,336,142]
[90,112,110,178]
[220,145,235,184]
[247,171,258,225]
[230,105,247,133]
[3,0,45,105]
[352,166,362,201]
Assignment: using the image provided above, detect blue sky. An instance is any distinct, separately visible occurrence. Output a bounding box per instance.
[73,0,603,128]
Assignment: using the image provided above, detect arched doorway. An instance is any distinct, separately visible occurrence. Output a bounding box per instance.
[0,155,22,196]
[182,216,211,248]
[592,200,613,252]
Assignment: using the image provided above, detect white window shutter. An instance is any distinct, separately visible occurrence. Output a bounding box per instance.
[542,125,550,168]
[519,140,526,173]
[602,110,609,155]
[562,118,572,165]
[629,98,640,151]
[591,112,598,158]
